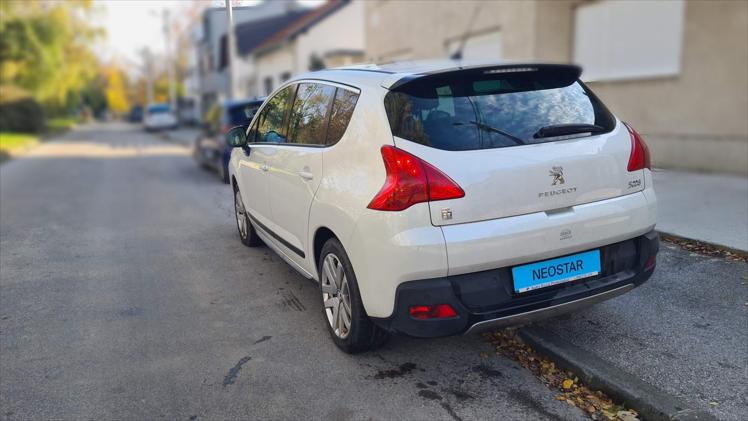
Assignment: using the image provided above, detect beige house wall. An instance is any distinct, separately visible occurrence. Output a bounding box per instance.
[254,45,295,96]
[574,1,748,174]
[296,1,366,71]
[365,0,748,174]
[365,0,537,62]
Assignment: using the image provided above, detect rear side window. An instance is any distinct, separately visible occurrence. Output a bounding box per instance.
[384,68,615,151]
[254,86,296,144]
[326,88,359,145]
[287,83,336,145]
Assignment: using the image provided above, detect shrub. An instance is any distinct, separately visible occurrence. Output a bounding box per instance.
[0,97,46,132]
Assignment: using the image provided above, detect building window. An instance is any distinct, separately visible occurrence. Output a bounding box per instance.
[446,29,502,61]
[573,0,685,81]
[264,77,273,96]
[280,72,292,83]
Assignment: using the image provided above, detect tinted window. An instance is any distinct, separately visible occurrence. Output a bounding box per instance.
[384,69,614,151]
[147,104,170,114]
[326,88,359,145]
[287,83,336,145]
[254,86,296,144]
[227,103,261,126]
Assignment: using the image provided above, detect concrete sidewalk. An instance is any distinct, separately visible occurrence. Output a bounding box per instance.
[653,169,748,252]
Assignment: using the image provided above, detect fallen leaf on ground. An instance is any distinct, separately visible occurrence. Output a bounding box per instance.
[483,329,639,420]
[617,410,639,421]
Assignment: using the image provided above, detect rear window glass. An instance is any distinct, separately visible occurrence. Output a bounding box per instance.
[227,103,261,126]
[147,104,170,114]
[384,69,615,151]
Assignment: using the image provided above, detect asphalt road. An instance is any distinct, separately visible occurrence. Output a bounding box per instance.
[0,123,587,420]
[538,241,747,420]
[1,123,745,421]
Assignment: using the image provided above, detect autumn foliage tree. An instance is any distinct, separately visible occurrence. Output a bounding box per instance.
[0,0,101,117]
[102,65,130,115]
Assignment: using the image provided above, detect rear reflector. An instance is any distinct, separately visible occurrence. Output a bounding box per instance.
[623,122,651,171]
[409,304,458,319]
[367,146,464,211]
[645,255,656,270]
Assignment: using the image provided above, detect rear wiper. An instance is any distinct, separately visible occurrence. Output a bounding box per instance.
[533,123,605,139]
[453,120,525,145]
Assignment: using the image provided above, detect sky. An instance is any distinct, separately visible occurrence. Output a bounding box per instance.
[94,0,323,70]
[93,0,260,67]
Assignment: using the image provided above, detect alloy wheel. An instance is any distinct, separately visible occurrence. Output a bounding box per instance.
[234,189,248,239]
[321,253,352,338]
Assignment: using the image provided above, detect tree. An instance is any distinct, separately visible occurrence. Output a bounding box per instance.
[103,66,129,115]
[0,0,101,115]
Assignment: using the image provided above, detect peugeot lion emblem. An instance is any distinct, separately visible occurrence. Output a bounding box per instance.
[549,166,565,186]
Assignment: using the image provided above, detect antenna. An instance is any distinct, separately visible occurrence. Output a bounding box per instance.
[450,3,482,60]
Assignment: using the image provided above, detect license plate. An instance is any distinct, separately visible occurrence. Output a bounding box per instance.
[512,250,601,293]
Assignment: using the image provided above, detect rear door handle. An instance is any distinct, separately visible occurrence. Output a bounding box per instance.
[298,171,314,180]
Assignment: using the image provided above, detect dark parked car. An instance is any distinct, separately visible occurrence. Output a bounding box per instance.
[193,98,265,183]
[128,105,143,123]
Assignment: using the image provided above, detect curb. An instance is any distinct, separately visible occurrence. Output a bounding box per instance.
[517,326,717,421]
[657,231,748,258]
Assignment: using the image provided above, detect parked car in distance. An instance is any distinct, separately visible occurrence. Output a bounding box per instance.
[226,61,658,353]
[194,98,265,183]
[128,105,143,123]
[143,103,177,131]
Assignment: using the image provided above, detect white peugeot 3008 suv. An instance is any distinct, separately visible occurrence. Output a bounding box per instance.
[226,61,658,353]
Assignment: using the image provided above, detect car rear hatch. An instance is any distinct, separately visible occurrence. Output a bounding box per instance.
[383,64,646,226]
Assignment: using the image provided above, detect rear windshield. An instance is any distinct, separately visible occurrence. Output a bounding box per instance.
[147,104,170,114]
[384,68,615,151]
[227,103,261,126]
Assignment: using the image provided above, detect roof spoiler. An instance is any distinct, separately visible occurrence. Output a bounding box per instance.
[382,63,583,90]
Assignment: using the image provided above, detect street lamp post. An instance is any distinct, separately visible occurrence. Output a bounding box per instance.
[163,9,177,112]
[141,48,154,106]
[224,0,236,101]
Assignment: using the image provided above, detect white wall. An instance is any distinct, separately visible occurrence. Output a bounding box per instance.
[249,0,366,96]
[295,1,365,73]
[255,46,295,96]
[445,29,502,60]
[574,0,685,82]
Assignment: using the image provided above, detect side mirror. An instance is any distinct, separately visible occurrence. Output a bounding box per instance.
[226,126,247,147]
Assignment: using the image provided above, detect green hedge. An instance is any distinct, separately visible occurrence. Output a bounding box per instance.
[0,98,46,133]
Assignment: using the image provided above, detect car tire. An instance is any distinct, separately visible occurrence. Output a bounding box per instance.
[318,238,389,353]
[233,184,262,247]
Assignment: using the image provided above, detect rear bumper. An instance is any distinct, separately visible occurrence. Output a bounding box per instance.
[370,230,658,338]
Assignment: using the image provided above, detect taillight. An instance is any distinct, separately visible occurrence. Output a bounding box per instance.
[409,304,458,319]
[367,146,464,211]
[623,122,651,171]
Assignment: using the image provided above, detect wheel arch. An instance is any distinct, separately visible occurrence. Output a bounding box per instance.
[313,226,338,276]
